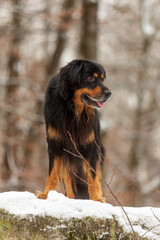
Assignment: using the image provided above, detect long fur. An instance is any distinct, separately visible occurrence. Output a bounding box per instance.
[37,59,111,201]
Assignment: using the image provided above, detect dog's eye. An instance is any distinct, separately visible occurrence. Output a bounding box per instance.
[87,76,95,82]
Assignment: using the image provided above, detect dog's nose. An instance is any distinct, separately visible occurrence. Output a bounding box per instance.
[104,89,112,99]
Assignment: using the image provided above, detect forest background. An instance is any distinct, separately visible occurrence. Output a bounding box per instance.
[0,0,159,207]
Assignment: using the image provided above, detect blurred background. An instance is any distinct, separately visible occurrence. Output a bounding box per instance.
[0,0,159,207]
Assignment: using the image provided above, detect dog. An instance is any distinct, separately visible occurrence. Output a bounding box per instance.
[37,59,111,202]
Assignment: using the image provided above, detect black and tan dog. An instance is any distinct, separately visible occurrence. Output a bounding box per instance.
[37,59,111,202]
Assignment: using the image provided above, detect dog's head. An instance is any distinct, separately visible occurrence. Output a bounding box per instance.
[59,59,111,110]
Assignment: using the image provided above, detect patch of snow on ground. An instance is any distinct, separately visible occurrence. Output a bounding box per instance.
[0,191,160,240]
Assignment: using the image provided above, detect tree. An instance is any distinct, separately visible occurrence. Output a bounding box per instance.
[128,0,156,205]
[46,0,76,77]
[2,0,22,187]
[80,0,98,60]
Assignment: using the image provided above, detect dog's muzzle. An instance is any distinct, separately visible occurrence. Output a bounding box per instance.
[82,89,111,109]
[103,89,112,101]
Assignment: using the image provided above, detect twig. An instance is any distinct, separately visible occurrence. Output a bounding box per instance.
[139,223,160,239]
[95,142,138,239]
[108,168,116,186]
[104,180,138,239]
[73,172,95,188]
[150,208,160,223]
[65,130,139,240]
[95,137,160,240]
[63,148,83,159]
[66,131,94,172]
[94,140,104,161]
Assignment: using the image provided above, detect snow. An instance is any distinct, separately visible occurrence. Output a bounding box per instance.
[0,191,160,240]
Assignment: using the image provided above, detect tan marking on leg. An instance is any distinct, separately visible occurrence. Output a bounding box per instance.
[37,157,62,199]
[48,125,61,141]
[87,161,105,203]
[63,167,75,199]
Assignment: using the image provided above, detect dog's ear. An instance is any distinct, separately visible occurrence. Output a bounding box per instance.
[59,60,84,100]
[60,60,84,85]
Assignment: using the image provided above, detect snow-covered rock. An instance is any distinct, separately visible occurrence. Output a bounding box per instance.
[0,191,160,239]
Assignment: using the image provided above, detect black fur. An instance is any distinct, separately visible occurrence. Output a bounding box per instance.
[44,59,111,199]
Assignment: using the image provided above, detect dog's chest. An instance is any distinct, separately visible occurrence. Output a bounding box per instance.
[64,116,95,147]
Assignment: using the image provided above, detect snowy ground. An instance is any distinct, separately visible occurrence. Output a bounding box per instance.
[0,191,160,240]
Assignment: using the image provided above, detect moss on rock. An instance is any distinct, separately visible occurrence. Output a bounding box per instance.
[0,209,148,240]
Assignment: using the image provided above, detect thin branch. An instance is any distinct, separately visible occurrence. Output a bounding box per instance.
[103,178,138,239]
[63,148,83,159]
[108,168,116,186]
[150,208,160,223]
[139,223,160,239]
[95,140,105,161]
[73,172,95,188]
[66,131,94,172]
[66,131,159,239]
[95,140,138,238]
[65,130,139,240]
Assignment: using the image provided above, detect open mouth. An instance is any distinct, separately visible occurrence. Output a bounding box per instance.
[82,94,107,109]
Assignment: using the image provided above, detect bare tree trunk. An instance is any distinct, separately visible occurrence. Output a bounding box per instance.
[128,0,155,206]
[80,0,98,60]
[23,0,76,191]
[2,0,22,187]
[46,0,76,78]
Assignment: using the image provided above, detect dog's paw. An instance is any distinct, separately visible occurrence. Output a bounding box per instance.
[36,191,48,199]
[96,197,106,203]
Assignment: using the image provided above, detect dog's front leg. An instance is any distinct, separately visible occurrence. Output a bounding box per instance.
[63,167,75,199]
[87,160,105,203]
[37,157,61,199]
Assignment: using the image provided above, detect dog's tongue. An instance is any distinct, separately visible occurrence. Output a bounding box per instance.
[97,102,104,108]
